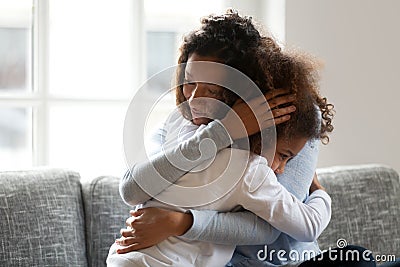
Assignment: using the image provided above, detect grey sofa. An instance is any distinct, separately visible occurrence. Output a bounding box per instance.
[0,164,399,266]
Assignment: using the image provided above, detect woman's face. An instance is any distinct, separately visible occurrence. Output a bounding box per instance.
[183,53,227,126]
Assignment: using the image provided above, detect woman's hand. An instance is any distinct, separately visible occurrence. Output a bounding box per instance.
[309,173,326,194]
[221,88,296,140]
[115,207,193,254]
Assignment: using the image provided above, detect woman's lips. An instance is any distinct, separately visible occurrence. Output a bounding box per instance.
[191,111,207,118]
[190,108,207,118]
[191,107,201,113]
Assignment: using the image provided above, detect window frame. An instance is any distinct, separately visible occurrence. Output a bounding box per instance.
[0,0,145,170]
[0,0,283,173]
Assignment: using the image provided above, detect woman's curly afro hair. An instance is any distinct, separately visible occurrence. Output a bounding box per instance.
[175,9,334,154]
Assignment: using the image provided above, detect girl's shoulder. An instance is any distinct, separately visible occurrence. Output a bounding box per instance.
[243,153,277,193]
[163,110,189,131]
[248,152,269,167]
[219,148,270,172]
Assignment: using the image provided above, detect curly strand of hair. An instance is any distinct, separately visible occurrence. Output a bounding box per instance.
[317,97,335,144]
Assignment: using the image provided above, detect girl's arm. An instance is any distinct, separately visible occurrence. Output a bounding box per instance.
[119,120,232,206]
[237,155,331,242]
[180,139,322,244]
[117,140,325,252]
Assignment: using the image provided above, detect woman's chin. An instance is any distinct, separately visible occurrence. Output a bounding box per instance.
[192,117,212,126]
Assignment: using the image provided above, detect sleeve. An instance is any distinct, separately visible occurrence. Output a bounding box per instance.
[181,209,281,245]
[119,120,233,206]
[239,160,332,242]
[181,141,322,246]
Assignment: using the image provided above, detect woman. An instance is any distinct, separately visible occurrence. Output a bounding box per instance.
[108,48,332,266]
[112,10,374,267]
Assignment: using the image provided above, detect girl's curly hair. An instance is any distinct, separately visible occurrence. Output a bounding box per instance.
[267,49,335,145]
[175,9,334,154]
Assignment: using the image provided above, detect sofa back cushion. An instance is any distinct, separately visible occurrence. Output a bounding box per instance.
[82,176,130,267]
[317,164,400,256]
[0,168,87,266]
[82,165,400,266]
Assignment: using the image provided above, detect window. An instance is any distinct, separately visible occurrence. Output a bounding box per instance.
[0,0,33,169]
[1,0,281,180]
[47,0,137,179]
[142,0,226,132]
[144,0,226,82]
[0,0,138,180]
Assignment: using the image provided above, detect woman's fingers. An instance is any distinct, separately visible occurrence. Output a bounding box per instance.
[237,88,292,109]
[116,243,138,254]
[115,237,150,254]
[244,95,266,109]
[268,94,296,109]
[244,91,295,112]
[120,228,135,238]
[125,217,135,228]
[271,114,291,126]
[271,105,296,119]
[115,236,136,246]
[251,100,295,120]
[115,233,163,253]
[221,88,296,139]
[129,209,145,217]
[264,88,291,101]
[254,105,294,129]
[115,208,181,255]
[126,210,144,228]
[116,242,151,254]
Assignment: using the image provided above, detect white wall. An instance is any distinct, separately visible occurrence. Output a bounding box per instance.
[225,0,286,42]
[285,0,400,173]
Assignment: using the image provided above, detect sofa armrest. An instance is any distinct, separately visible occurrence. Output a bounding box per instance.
[0,168,88,266]
[317,164,400,256]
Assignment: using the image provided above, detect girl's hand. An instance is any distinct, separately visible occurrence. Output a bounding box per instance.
[115,207,193,254]
[221,88,296,140]
[309,173,326,194]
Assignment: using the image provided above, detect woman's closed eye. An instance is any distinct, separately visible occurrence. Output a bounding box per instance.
[207,87,221,96]
[183,78,196,86]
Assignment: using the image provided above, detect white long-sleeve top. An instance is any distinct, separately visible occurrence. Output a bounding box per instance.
[109,114,331,267]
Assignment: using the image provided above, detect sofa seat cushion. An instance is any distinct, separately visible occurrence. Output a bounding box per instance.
[0,168,87,267]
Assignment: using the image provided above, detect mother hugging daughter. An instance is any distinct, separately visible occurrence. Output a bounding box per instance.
[107,9,376,267]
